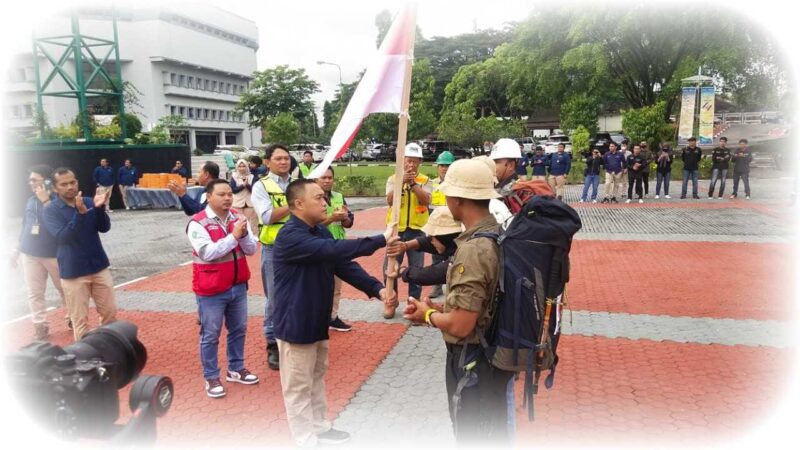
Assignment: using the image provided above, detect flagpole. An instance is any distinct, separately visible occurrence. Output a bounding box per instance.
[385,4,417,309]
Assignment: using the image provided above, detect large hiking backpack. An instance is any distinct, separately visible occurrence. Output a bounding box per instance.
[474,195,582,421]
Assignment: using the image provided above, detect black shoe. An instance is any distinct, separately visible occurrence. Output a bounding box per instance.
[610,197,619,204]
[601,198,610,204]
[680,195,686,199]
[329,317,352,332]
[693,195,700,199]
[317,428,351,445]
[267,342,280,370]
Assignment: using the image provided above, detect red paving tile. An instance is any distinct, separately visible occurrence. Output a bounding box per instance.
[514,335,795,446]
[568,240,796,321]
[5,309,406,445]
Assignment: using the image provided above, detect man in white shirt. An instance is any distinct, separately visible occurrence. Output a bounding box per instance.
[187,179,259,398]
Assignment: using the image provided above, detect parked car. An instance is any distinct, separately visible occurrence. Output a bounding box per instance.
[335,148,360,162]
[544,134,572,154]
[762,111,781,124]
[376,143,398,161]
[289,143,326,162]
[421,140,471,161]
[515,136,535,153]
[588,132,628,155]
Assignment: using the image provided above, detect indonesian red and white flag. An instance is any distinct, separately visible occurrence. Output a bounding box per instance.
[308,6,416,179]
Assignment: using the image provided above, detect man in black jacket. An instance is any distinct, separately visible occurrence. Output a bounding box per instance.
[708,137,732,199]
[731,138,753,199]
[681,137,702,199]
[626,145,646,203]
[654,143,674,199]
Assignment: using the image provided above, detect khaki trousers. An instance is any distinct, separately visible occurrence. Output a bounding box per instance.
[60,268,118,341]
[118,184,131,208]
[331,276,342,320]
[548,175,567,198]
[604,171,625,198]
[531,175,546,182]
[277,339,332,447]
[21,254,65,324]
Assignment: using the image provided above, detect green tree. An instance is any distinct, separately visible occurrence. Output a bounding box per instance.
[236,65,320,127]
[570,125,591,154]
[264,112,300,145]
[560,94,600,135]
[621,102,674,149]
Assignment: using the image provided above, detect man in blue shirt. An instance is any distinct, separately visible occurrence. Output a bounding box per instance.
[92,158,115,212]
[167,161,219,215]
[11,165,67,340]
[546,143,572,200]
[171,160,189,178]
[43,168,118,341]
[530,147,547,181]
[272,179,395,447]
[117,158,138,210]
[601,142,626,203]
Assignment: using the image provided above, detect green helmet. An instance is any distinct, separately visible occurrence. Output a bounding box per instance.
[436,151,455,165]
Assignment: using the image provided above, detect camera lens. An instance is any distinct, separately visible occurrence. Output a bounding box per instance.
[63,321,147,389]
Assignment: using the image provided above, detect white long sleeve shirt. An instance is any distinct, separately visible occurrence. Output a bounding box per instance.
[187,205,258,261]
[251,172,292,225]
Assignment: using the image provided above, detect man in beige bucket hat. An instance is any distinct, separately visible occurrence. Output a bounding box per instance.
[402,159,515,444]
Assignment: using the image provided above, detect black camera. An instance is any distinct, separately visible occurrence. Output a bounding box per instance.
[7,321,173,444]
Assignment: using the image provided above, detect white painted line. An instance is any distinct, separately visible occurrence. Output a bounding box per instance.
[113,276,148,289]
[179,260,193,266]
[5,307,56,325]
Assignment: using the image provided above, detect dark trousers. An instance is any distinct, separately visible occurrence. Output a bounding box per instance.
[655,171,670,195]
[627,172,643,199]
[445,343,514,446]
[642,171,650,195]
[732,171,751,196]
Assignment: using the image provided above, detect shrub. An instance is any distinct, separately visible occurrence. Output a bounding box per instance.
[94,122,122,139]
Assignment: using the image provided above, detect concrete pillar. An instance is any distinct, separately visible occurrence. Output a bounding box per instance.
[220,130,227,146]
[189,129,197,151]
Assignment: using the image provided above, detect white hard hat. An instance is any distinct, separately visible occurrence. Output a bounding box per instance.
[404,143,423,159]
[490,138,522,160]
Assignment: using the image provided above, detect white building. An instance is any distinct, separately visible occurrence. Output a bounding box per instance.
[4,4,262,150]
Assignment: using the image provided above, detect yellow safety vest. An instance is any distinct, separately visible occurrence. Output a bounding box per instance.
[326,191,346,240]
[299,163,316,179]
[431,177,446,207]
[258,177,290,245]
[385,173,430,232]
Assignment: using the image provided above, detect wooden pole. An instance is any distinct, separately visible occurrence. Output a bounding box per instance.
[385,5,417,309]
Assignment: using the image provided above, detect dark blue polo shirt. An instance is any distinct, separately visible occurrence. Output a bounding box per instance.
[93,166,115,186]
[118,165,139,186]
[42,196,111,279]
[18,194,59,258]
[272,215,385,344]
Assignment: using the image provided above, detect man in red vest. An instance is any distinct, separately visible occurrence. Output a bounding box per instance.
[186,178,259,398]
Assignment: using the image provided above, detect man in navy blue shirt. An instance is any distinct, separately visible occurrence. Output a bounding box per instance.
[92,158,115,212]
[11,165,67,340]
[167,161,219,215]
[272,179,396,447]
[117,158,138,210]
[546,143,572,200]
[43,168,118,341]
[171,160,189,178]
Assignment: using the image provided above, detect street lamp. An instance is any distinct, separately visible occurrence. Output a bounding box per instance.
[316,60,343,90]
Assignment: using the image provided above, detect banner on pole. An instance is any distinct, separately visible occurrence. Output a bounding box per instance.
[698,86,715,145]
[677,87,696,145]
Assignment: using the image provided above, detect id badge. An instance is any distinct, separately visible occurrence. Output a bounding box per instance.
[30,225,40,236]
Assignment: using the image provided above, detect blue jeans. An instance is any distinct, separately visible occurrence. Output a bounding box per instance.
[506,375,517,438]
[709,168,728,197]
[261,245,276,343]
[383,228,424,299]
[655,171,670,195]
[581,174,600,200]
[681,169,699,197]
[197,283,248,380]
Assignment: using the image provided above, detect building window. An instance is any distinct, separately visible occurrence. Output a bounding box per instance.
[227,83,232,94]
[179,106,186,117]
[10,105,20,118]
[202,109,208,119]
[24,104,33,118]
[179,74,186,87]
[170,73,176,85]
[211,110,217,120]
[188,108,194,119]
[170,105,176,115]
[211,81,217,92]
[196,78,202,89]
[188,76,194,87]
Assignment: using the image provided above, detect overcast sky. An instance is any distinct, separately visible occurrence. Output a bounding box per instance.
[1,0,798,119]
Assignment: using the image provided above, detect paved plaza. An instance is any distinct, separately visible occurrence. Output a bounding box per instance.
[4,176,799,448]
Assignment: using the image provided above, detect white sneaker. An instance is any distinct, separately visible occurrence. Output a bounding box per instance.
[205,379,226,398]
[126,206,131,210]
[665,195,671,199]
[746,196,751,200]
[592,200,597,204]
[625,199,631,204]
[655,195,660,199]
[579,199,584,203]
[638,199,644,204]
